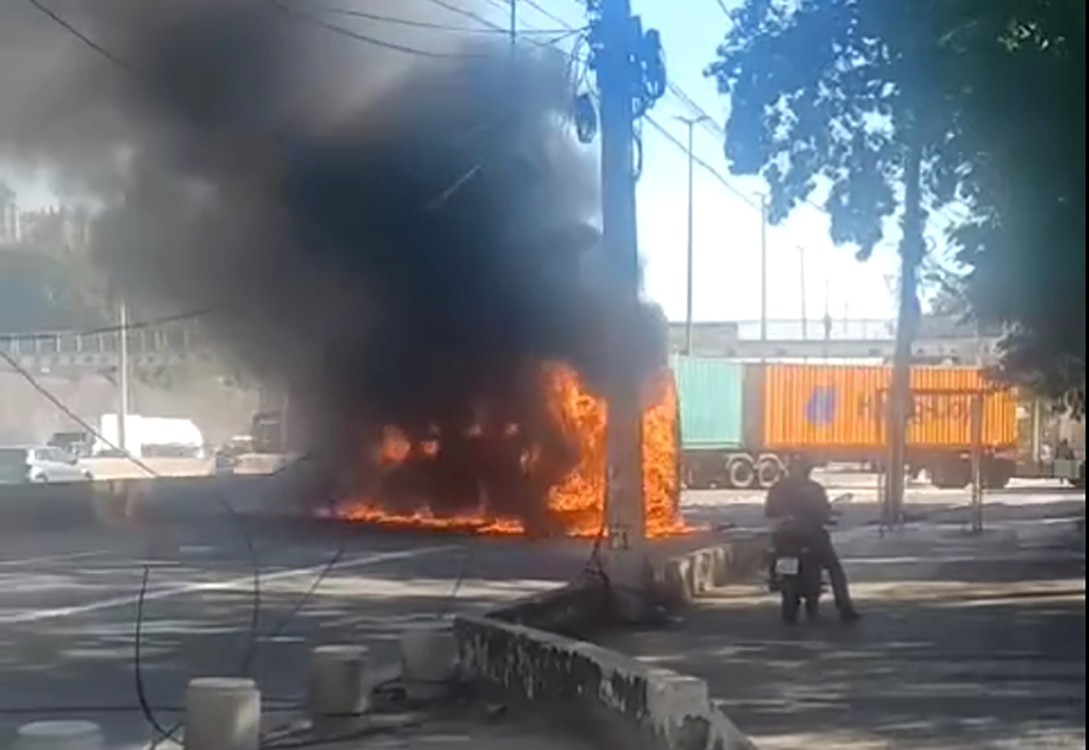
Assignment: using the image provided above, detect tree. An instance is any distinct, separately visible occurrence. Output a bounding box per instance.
[707,0,979,519]
[707,0,1085,412]
[942,1,1085,413]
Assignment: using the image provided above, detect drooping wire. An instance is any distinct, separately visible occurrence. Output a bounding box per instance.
[261,0,488,58]
[423,0,589,62]
[22,0,141,75]
[312,4,572,36]
[135,568,178,743]
[0,348,263,741]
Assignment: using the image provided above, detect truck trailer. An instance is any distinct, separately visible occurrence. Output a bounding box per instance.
[673,356,1023,490]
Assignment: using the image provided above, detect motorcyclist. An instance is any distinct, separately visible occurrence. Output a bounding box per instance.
[765,456,861,622]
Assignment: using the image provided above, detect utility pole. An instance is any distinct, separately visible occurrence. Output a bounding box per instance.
[799,246,808,340]
[759,193,768,343]
[589,0,665,618]
[117,296,130,455]
[509,0,517,57]
[677,115,708,355]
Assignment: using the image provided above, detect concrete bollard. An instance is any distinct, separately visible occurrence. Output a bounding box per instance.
[400,622,459,702]
[184,677,260,750]
[309,645,371,721]
[14,720,104,750]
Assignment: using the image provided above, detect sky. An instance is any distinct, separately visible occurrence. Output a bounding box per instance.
[2,0,905,328]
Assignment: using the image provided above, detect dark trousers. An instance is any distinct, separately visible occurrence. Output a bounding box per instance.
[809,528,855,614]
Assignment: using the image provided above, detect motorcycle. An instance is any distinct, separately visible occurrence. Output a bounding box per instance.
[768,493,850,624]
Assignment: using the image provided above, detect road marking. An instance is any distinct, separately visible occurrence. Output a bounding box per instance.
[0,544,457,625]
[0,550,113,568]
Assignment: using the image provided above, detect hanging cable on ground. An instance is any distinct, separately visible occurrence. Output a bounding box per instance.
[0,348,263,742]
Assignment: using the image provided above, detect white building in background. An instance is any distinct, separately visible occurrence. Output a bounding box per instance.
[0,181,20,244]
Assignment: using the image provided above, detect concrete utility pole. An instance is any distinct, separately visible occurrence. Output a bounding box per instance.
[590,0,664,616]
[677,115,708,355]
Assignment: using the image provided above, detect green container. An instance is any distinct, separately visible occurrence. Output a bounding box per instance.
[671,355,744,450]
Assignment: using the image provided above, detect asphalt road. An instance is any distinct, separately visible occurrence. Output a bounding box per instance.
[606,498,1087,748]
[0,520,600,748]
[0,474,1081,748]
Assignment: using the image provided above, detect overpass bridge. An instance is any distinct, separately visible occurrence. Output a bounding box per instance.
[0,317,1002,376]
[669,319,1000,365]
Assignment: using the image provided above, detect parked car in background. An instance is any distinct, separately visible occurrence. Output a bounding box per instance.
[214,434,255,475]
[0,445,94,484]
[47,430,96,459]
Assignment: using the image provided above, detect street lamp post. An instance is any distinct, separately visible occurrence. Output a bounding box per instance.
[676,115,709,355]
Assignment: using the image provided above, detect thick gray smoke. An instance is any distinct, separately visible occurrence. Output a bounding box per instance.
[0,0,666,529]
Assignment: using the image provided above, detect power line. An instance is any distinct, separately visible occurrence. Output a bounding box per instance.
[423,0,588,59]
[666,82,724,139]
[314,4,570,35]
[520,0,575,30]
[645,114,759,211]
[263,0,487,58]
[645,113,823,289]
[426,0,502,32]
[22,0,139,75]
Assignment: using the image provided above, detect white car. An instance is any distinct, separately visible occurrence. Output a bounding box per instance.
[0,446,94,484]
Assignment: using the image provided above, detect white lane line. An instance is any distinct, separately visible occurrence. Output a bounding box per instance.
[0,544,457,625]
[0,550,114,568]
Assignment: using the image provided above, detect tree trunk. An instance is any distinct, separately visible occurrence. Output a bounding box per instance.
[887,131,924,526]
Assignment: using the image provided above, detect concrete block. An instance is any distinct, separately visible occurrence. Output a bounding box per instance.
[184,677,260,750]
[400,622,459,702]
[14,720,104,750]
[653,534,770,606]
[309,645,371,719]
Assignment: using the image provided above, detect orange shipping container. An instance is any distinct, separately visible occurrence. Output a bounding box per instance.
[760,364,1017,451]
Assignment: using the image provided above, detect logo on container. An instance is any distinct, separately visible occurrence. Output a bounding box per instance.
[805,386,837,426]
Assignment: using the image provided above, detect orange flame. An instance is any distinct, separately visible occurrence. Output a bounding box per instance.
[338,363,684,538]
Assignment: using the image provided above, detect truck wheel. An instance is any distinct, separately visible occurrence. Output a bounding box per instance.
[930,459,971,490]
[727,456,756,489]
[756,456,784,488]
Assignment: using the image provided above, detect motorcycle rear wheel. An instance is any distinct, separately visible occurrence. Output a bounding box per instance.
[780,584,801,624]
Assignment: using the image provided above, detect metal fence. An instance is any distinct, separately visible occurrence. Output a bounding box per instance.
[0,322,196,357]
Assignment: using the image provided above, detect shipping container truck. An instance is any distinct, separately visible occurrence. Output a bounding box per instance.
[673,357,1022,490]
[671,355,782,489]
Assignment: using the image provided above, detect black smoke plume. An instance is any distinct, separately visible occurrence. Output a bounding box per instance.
[0,1,666,529]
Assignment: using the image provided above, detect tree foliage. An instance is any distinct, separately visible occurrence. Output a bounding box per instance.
[707,0,1085,407]
[944,1,1085,410]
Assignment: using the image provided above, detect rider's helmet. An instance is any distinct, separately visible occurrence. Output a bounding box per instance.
[787,454,814,478]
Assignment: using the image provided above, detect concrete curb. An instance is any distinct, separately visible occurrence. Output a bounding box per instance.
[652,533,771,606]
[0,474,283,532]
[451,534,769,750]
[454,614,756,750]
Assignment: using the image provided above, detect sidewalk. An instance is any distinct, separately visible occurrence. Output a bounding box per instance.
[144,712,595,750]
[603,520,1086,749]
[311,719,595,749]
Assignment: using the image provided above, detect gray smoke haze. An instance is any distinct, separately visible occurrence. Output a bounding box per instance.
[0,0,666,528]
